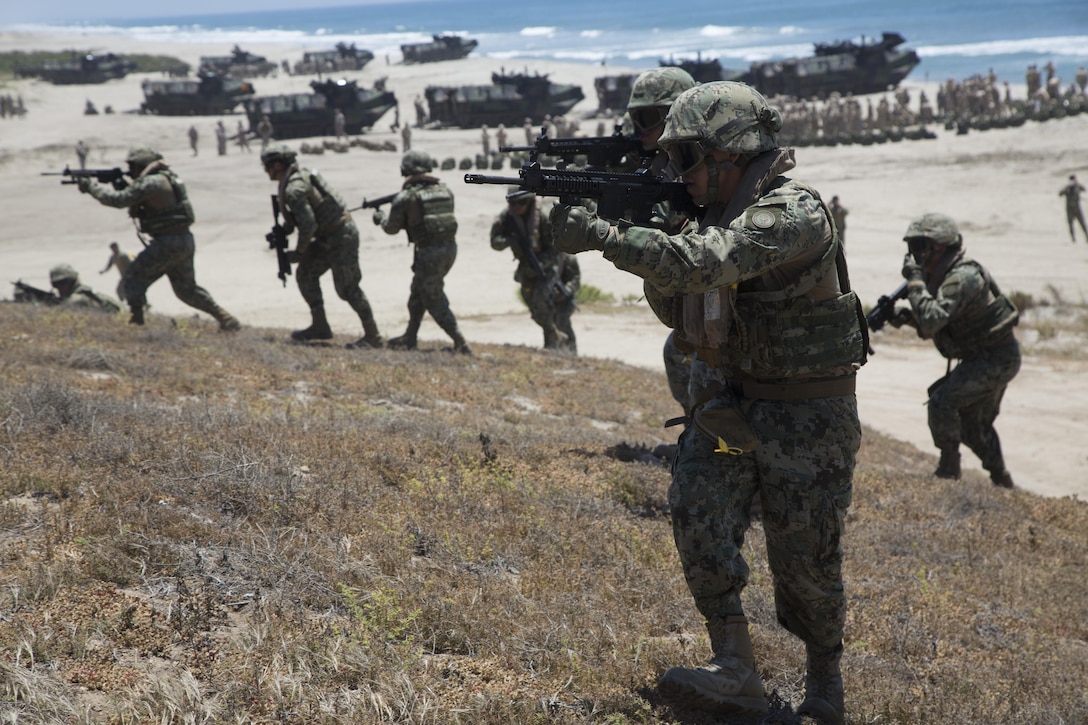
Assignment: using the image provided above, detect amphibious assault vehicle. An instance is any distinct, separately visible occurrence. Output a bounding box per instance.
[199,45,277,79]
[292,43,375,75]
[425,70,584,128]
[141,74,255,116]
[661,32,921,100]
[242,78,397,139]
[401,35,478,64]
[21,52,135,85]
[594,74,637,115]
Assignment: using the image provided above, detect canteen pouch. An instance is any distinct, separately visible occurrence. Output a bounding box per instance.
[692,399,758,455]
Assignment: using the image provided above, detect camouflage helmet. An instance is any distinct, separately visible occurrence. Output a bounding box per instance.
[627,67,697,110]
[505,185,533,202]
[659,81,782,156]
[260,144,297,168]
[49,263,79,285]
[125,146,163,167]
[903,212,962,246]
[400,149,435,176]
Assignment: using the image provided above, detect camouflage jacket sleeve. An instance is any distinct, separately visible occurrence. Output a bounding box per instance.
[282,176,318,251]
[380,189,413,235]
[600,181,831,296]
[907,261,987,339]
[86,175,158,209]
[489,210,513,251]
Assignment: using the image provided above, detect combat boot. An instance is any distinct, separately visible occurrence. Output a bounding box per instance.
[215,310,241,332]
[798,643,845,725]
[291,306,333,342]
[934,449,961,479]
[657,615,768,717]
[990,469,1015,488]
[386,333,418,350]
[128,305,145,326]
[450,332,473,355]
[346,318,383,349]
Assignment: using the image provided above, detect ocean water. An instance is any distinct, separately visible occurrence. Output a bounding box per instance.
[7,0,1088,86]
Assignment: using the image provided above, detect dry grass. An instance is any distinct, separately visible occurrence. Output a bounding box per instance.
[0,303,1085,724]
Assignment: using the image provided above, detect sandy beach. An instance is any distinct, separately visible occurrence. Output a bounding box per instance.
[3,30,1087,499]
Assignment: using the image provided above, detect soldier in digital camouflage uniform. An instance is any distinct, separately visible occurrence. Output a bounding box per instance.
[1059,174,1087,243]
[49,263,122,313]
[490,187,579,353]
[262,144,383,348]
[374,150,471,354]
[77,146,240,330]
[891,213,1019,488]
[550,81,867,724]
[627,68,717,437]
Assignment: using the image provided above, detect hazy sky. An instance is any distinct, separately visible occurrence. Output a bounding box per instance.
[2,0,402,24]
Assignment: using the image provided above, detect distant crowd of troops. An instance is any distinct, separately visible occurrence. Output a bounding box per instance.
[1,94,27,119]
[768,63,1088,147]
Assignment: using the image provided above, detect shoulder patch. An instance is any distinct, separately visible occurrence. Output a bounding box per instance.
[749,208,778,230]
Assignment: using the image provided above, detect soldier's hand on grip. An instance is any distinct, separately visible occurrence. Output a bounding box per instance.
[372,208,386,226]
[901,252,923,281]
[549,204,609,254]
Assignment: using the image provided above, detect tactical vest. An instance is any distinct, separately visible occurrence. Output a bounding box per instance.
[934,259,1019,359]
[136,169,195,236]
[405,182,457,246]
[683,183,867,380]
[283,168,350,237]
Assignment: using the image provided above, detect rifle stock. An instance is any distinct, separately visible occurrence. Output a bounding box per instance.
[865,281,909,353]
[465,162,697,225]
[265,195,292,287]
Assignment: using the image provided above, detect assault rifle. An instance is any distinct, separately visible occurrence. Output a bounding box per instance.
[347,192,397,213]
[865,281,909,353]
[500,129,651,171]
[265,195,292,287]
[464,162,698,225]
[12,280,59,305]
[41,166,128,189]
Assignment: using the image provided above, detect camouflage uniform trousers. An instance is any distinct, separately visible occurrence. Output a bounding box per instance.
[1065,203,1088,241]
[521,277,576,350]
[670,391,861,651]
[123,232,226,318]
[295,223,376,325]
[406,241,460,336]
[663,332,718,416]
[927,337,1020,473]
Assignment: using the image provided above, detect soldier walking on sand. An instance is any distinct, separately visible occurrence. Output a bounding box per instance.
[188,125,199,156]
[99,241,133,301]
[215,120,228,156]
[261,145,383,348]
[1059,174,1088,243]
[889,213,1019,488]
[236,120,251,152]
[373,150,470,354]
[401,123,412,152]
[257,114,274,150]
[76,146,240,330]
[830,195,849,244]
[75,139,89,169]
